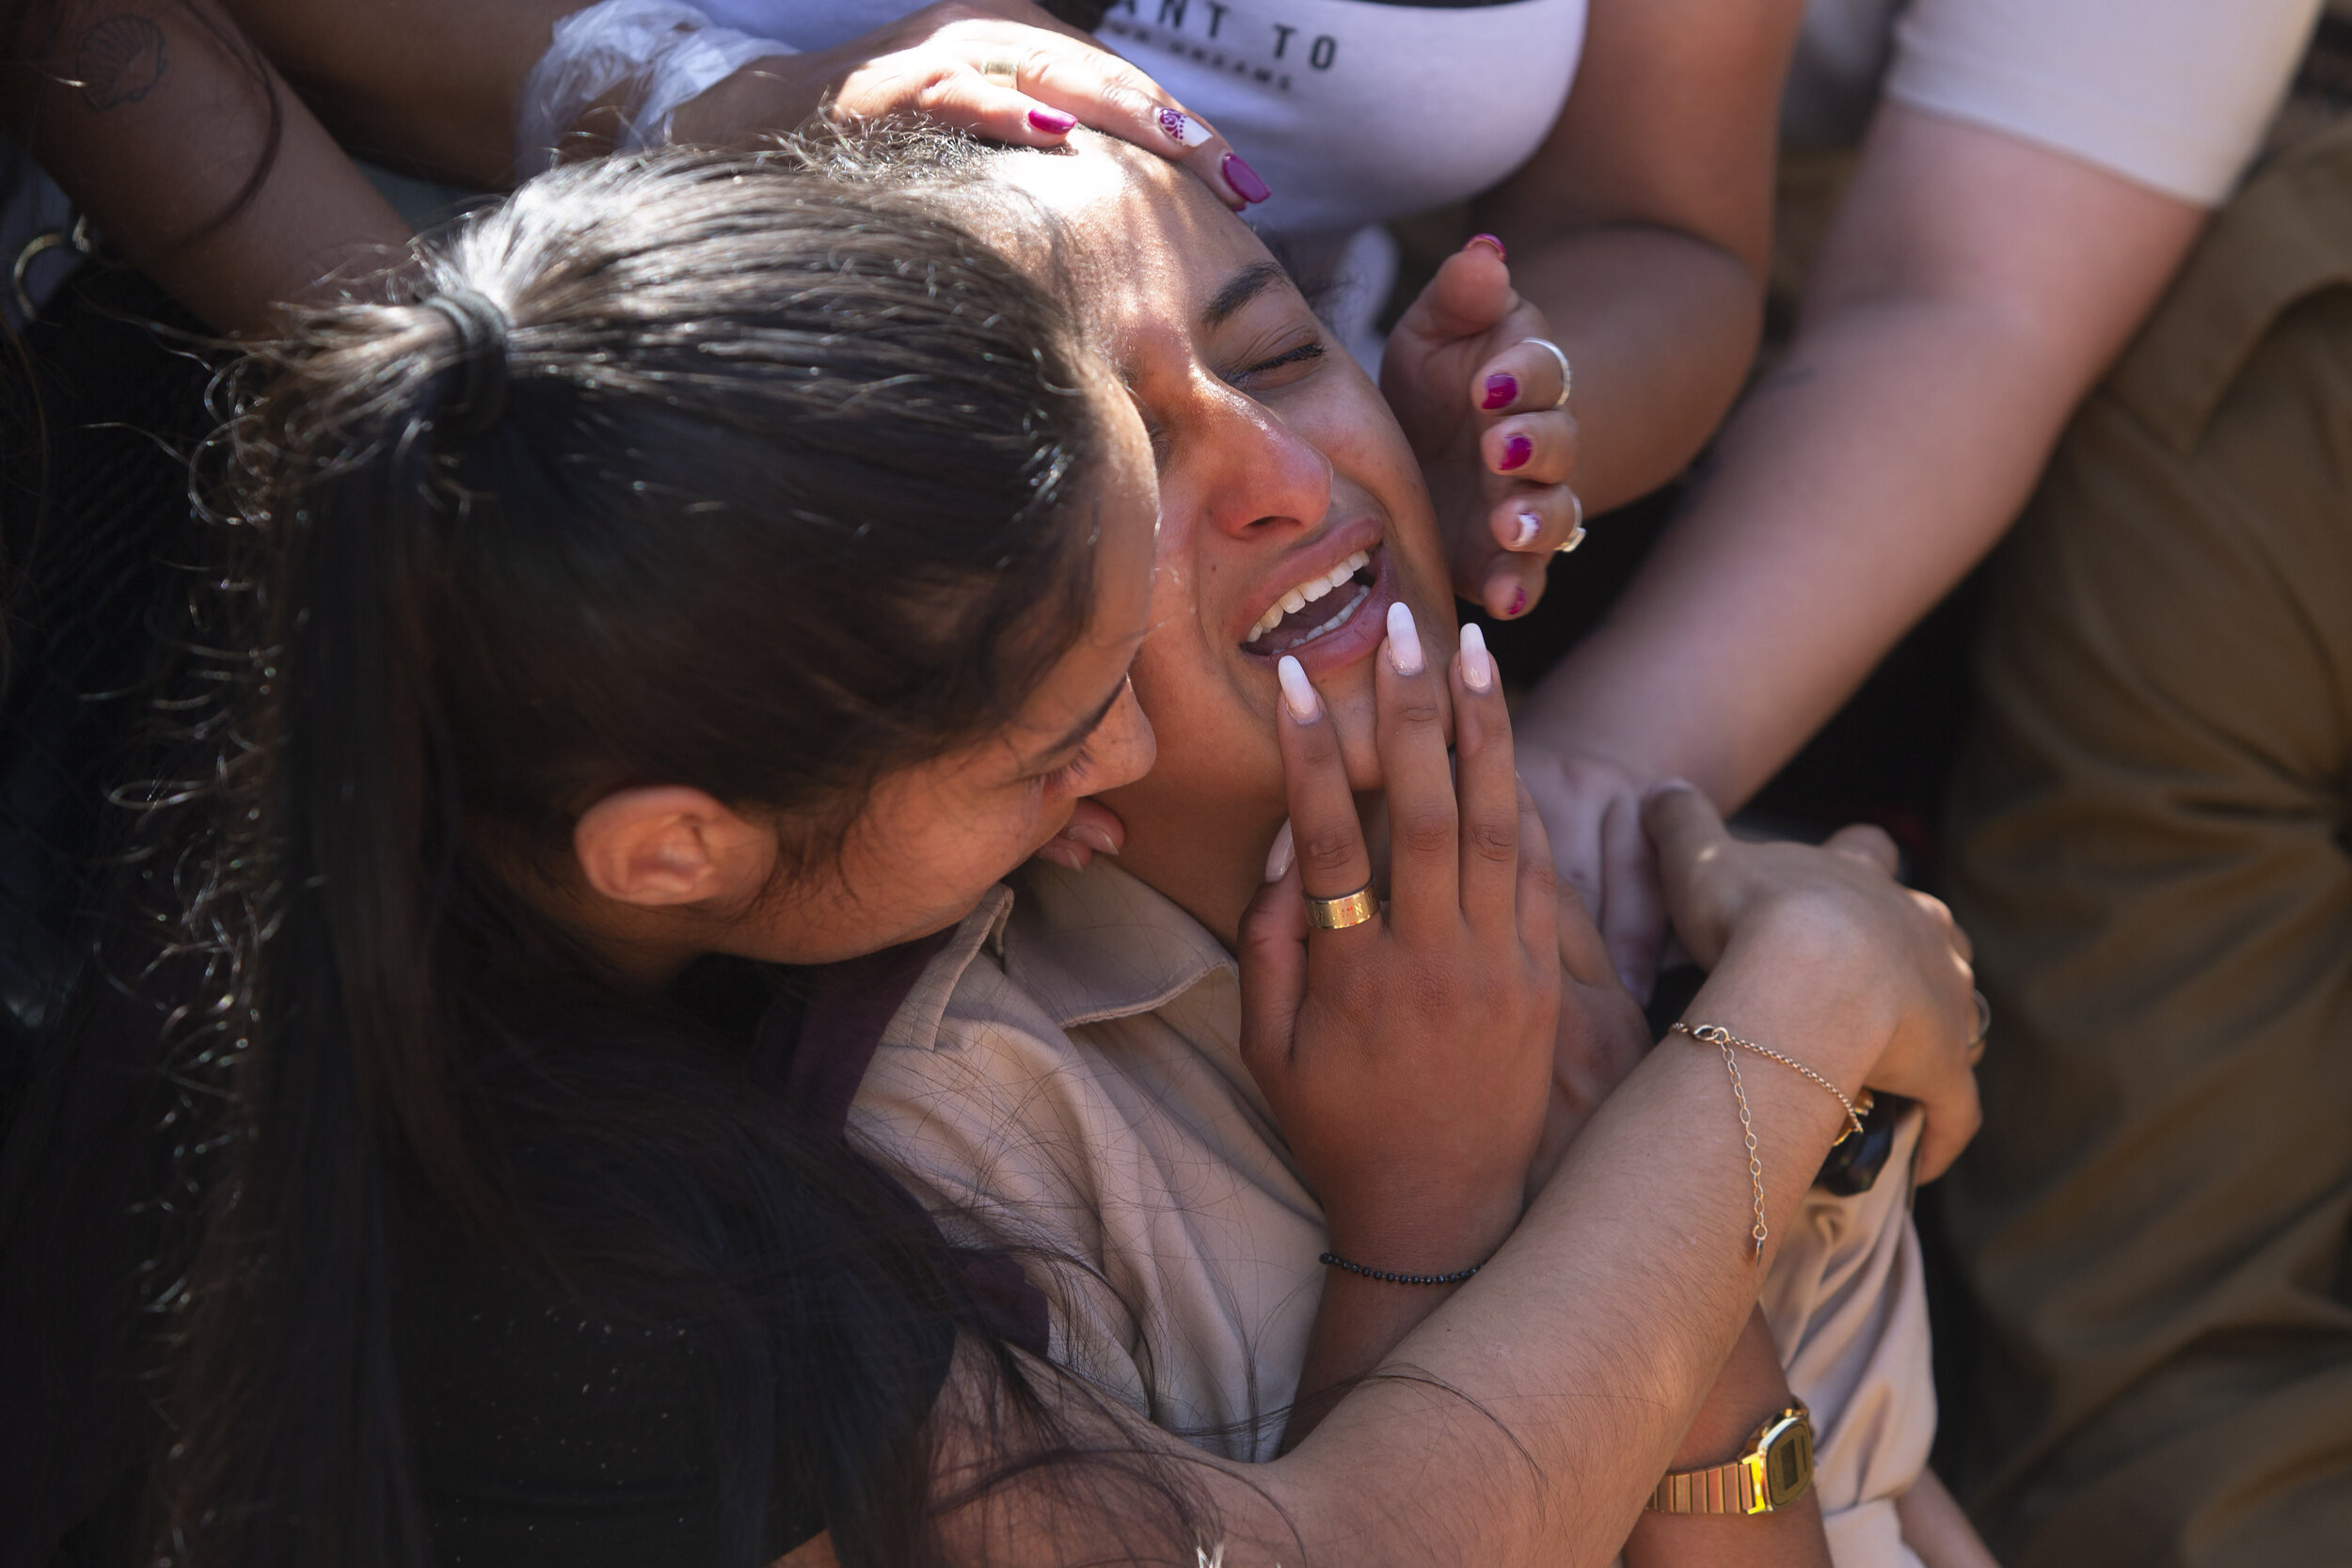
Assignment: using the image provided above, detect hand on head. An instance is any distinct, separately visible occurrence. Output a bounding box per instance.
[675,0,1267,210]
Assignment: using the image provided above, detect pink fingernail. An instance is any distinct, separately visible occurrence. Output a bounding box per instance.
[1459,622,1495,693]
[1482,372,1518,411]
[1277,654,1320,721]
[1158,107,1213,148]
[1222,151,1272,204]
[1028,106,1077,134]
[1385,600,1423,676]
[1499,434,1534,471]
[1507,585,1528,619]
[1512,511,1540,548]
[1264,820,1295,881]
[1469,233,1506,261]
[1060,820,1119,855]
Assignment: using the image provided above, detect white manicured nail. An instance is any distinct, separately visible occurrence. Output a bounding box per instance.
[1459,621,1495,692]
[1512,511,1540,549]
[1156,107,1213,149]
[1277,655,1320,721]
[1386,600,1423,676]
[1264,819,1295,881]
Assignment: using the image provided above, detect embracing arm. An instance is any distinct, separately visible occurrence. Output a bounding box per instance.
[947,867,1957,1568]
[1216,629,1971,1567]
[1518,106,2204,988]
[4,0,409,333]
[221,0,574,186]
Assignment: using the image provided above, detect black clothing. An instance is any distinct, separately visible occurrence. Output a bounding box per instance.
[3,927,1051,1567]
[399,937,974,1566]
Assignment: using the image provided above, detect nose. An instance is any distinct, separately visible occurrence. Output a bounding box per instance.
[1185,383,1333,541]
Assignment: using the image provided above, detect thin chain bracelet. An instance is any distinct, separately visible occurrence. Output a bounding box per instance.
[1318,1251,1484,1286]
[1673,1022,1868,1141]
[1690,1033,1770,1263]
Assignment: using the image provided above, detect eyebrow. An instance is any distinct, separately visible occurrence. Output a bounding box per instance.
[1203,261,1293,331]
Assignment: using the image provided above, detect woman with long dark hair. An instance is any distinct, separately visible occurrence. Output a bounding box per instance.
[51,141,1983,1568]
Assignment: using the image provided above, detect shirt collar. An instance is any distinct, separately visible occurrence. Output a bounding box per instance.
[1002,860,1237,1030]
[883,860,1235,1051]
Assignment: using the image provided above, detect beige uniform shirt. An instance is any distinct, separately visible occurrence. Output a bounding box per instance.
[850,861,1936,1560]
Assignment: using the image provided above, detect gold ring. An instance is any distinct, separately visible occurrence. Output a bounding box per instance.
[1305,882,1379,930]
[977,55,1022,87]
[1556,489,1585,553]
[1965,987,1991,1065]
[1520,337,1571,408]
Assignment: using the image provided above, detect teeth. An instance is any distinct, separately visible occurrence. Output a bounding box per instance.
[1248,549,1373,643]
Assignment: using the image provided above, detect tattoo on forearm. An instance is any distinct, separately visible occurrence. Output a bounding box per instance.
[74,14,168,112]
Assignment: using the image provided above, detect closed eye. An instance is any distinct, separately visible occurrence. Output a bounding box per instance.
[1039,742,1095,796]
[1231,341,1325,385]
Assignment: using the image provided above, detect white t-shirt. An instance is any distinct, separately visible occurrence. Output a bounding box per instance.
[1787,0,2325,204]
[708,0,1584,245]
[704,0,1585,358]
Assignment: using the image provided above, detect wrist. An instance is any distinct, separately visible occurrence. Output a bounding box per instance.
[1701,895,1899,1093]
[1321,1176,1522,1278]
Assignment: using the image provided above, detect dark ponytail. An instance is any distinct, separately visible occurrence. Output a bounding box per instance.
[156,142,1124,1568]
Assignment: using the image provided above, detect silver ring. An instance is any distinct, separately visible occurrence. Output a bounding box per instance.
[1966,987,1991,1065]
[977,54,1021,87]
[1556,489,1585,553]
[1519,337,1571,408]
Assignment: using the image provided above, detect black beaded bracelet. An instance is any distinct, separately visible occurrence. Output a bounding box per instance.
[1318,1250,1484,1286]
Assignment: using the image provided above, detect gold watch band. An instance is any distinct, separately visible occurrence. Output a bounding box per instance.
[1649,1459,1765,1514]
[1645,1402,1815,1516]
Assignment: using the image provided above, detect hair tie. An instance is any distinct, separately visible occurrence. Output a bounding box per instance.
[420,288,513,441]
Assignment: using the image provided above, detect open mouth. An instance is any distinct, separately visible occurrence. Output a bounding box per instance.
[1241,547,1378,657]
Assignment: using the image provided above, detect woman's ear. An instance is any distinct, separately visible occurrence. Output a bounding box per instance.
[573,786,776,910]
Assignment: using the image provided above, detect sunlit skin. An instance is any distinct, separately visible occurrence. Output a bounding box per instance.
[531,354,1163,985]
[979,136,1461,948]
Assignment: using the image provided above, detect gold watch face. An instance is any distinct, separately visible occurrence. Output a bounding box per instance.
[1760,1412,1817,1509]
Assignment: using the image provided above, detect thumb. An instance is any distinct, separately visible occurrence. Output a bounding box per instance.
[1640,778,1729,876]
[1641,779,1736,964]
[1237,845,1310,1082]
[1389,238,1517,352]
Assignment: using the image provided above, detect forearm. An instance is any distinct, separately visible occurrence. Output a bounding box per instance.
[1481,221,1761,518]
[1520,107,2205,808]
[1621,1307,1829,1567]
[6,0,409,333]
[1521,293,2083,804]
[224,0,578,187]
[1251,916,1886,1566]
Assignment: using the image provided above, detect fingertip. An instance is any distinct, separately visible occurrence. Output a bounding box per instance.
[1263,818,1295,882]
[1026,105,1078,135]
[1642,777,1699,808]
[1277,654,1320,722]
[1457,621,1496,693]
[1483,562,1536,622]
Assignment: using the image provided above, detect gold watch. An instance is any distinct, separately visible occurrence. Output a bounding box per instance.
[1645,1401,1815,1516]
